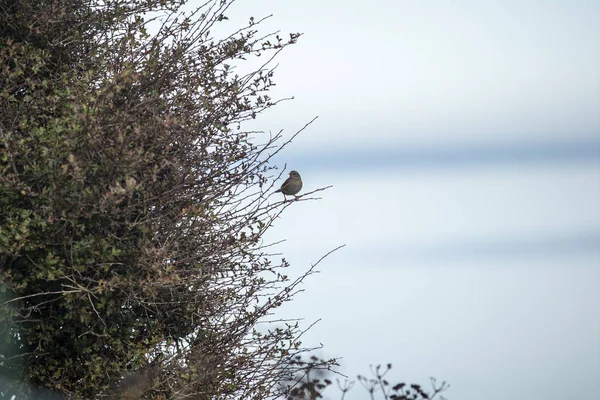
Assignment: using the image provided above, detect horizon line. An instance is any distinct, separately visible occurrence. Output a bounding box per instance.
[277,138,600,170]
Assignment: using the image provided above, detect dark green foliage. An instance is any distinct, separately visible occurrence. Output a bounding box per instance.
[1,0,312,398]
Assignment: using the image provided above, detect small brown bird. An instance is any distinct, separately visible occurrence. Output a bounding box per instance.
[275,170,303,199]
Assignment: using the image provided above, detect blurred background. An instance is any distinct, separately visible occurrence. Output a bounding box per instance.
[212,1,599,399]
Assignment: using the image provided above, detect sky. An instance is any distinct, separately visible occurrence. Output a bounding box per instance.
[203,1,600,399]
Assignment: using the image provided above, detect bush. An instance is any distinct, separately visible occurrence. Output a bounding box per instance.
[1,0,324,398]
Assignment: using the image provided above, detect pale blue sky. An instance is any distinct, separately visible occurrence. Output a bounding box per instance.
[230,0,599,148]
[204,1,600,399]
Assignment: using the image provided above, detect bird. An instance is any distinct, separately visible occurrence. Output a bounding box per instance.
[275,170,302,200]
